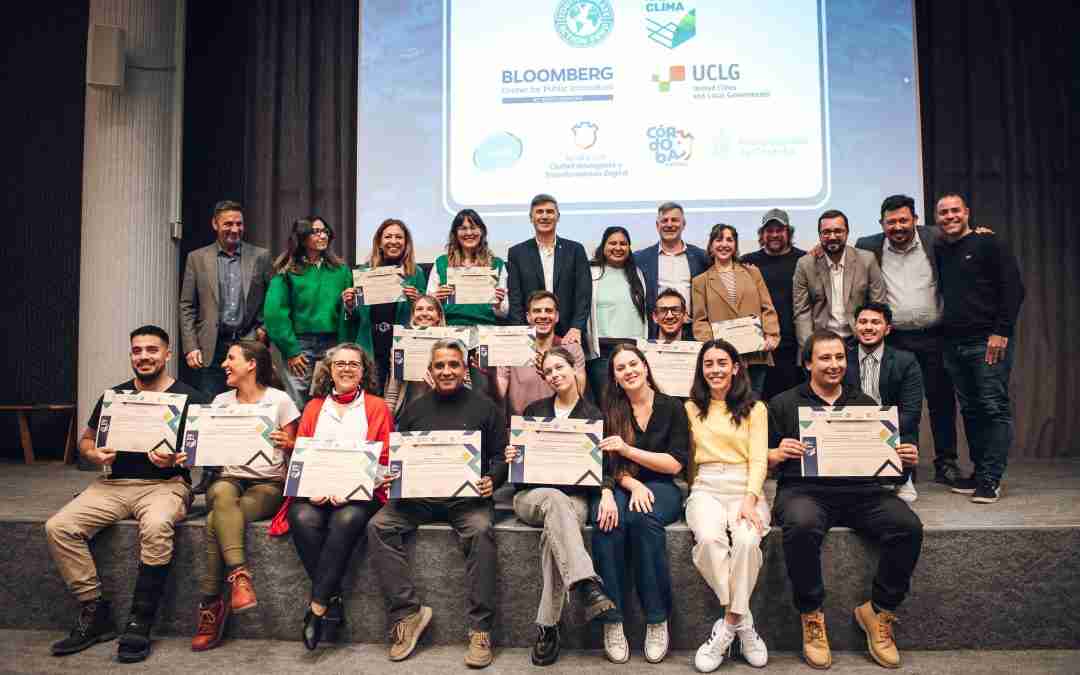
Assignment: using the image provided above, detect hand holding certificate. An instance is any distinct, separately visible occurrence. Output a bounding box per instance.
[636,339,704,398]
[509,417,603,486]
[353,265,406,305]
[95,390,188,454]
[393,326,474,382]
[284,438,383,500]
[711,316,765,354]
[388,430,483,498]
[446,267,498,305]
[182,403,278,467]
[798,406,903,478]
[477,326,536,368]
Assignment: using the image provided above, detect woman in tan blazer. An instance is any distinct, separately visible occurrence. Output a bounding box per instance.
[691,224,780,395]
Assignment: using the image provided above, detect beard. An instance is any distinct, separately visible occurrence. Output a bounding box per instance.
[133,362,165,383]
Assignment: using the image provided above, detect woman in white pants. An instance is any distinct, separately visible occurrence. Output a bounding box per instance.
[684,338,770,671]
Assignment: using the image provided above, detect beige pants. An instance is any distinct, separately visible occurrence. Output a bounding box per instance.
[685,464,770,616]
[45,478,192,601]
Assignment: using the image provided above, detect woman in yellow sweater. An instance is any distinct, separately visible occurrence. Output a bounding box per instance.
[684,338,770,672]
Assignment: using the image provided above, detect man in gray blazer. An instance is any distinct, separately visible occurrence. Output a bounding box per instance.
[793,209,886,351]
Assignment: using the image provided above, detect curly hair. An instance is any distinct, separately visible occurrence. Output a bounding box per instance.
[311,343,379,398]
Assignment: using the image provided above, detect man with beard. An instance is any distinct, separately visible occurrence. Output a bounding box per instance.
[634,202,711,339]
[45,325,209,663]
[652,288,690,343]
[741,208,808,400]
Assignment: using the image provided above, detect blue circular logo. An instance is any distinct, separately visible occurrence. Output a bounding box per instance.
[554,0,614,48]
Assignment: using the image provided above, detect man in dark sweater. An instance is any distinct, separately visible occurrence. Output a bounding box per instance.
[741,208,807,401]
[934,193,1025,504]
[368,338,507,668]
[45,325,209,663]
[768,330,922,670]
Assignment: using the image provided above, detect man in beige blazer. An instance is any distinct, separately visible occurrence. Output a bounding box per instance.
[792,209,886,351]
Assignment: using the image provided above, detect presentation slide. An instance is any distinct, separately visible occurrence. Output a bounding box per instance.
[357,0,922,260]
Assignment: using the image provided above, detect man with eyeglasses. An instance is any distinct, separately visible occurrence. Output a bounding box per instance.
[652,288,689,343]
[634,202,711,339]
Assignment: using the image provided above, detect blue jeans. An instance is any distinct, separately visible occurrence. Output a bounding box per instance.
[284,333,338,411]
[589,479,682,624]
[748,364,767,398]
[943,335,1015,483]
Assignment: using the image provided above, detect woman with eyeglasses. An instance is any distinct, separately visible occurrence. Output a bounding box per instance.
[426,209,509,326]
[264,217,354,409]
[691,224,780,396]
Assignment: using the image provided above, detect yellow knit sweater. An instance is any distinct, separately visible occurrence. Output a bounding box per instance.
[685,399,769,497]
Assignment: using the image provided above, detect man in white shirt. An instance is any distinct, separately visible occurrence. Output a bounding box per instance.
[634,202,710,339]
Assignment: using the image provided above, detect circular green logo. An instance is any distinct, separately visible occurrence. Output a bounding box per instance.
[554,0,614,48]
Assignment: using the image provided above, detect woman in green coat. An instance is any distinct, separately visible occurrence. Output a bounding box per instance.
[425,209,508,325]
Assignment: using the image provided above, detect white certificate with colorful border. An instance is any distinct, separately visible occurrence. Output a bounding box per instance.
[636,339,704,398]
[446,267,498,305]
[353,265,406,305]
[477,326,536,368]
[509,417,603,486]
[284,438,382,500]
[799,406,902,478]
[181,403,278,467]
[711,316,765,354]
[392,326,475,382]
[95,390,188,454]
[388,430,483,498]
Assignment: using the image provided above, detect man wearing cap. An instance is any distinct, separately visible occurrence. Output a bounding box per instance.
[634,201,711,339]
[741,208,807,400]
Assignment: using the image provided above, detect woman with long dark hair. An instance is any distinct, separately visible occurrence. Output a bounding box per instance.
[590,343,687,665]
[684,339,770,671]
[426,209,508,325]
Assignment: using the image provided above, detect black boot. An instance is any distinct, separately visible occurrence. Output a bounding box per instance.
[323,595,345,642]
[117,563,170,663]
[302,609,324,651]
[574,578,616,622]
[51,598,117,656]
[531,623,560,666]
[192,467,219,496]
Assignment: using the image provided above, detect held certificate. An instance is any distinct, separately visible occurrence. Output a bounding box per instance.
[388,430,483,498]
[477,326,536,368]
[392,326,474,382]
[509,417,603,486]
[284,438,382,500]
[446,267,498,305]
[711,316,765,354]
[353,265,406,305]
[182,403,278,468]
[799,406,903,478]
[95,390,188,454]
[636,339,704,398]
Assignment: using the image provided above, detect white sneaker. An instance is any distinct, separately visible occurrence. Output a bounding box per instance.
[897,477,918,503]
[734,613,768,667]
[644,620,669,663]
[603,622,629,664]
[694,619,735,673]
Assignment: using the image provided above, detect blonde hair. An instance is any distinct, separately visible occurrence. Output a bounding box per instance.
[368,218,417,276]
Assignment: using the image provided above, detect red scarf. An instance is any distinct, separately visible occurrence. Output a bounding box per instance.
[331,387,360,405]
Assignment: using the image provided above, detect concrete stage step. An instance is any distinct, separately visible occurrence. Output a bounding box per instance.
[0,461,1078,653]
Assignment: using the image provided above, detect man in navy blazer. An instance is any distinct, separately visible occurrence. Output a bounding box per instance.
[634,201,711,338]
[507,194,591,344]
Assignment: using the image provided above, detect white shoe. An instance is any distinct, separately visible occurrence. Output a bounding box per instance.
[644,620,669,663]
[734,613,768,667]
[603,622,629,664]
[694,619,735,673]
[897,477,918,503]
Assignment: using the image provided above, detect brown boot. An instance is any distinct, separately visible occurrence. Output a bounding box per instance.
[854,601,901,668]
[226,567,257,613]
[464,629,494,668]
[388,606,433,662]
[190,597,229,652]
[800,609,832,669]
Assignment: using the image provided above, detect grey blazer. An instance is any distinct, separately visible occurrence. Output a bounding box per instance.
[792,245,886,350]
[179,242,273,357]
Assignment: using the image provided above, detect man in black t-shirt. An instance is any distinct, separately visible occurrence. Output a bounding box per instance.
[45,325,208,663]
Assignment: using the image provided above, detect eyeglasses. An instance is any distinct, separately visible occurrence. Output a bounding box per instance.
[310,228,329,236]
[332,361,362,371]
[655,306,684,316]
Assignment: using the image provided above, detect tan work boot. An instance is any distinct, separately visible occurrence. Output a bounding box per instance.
[800,609,832,669]
[464,629,494,668]
[388,605,432,661]
[854,601,901,668]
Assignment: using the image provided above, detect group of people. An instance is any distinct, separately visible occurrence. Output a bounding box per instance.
[44,191,1024,670]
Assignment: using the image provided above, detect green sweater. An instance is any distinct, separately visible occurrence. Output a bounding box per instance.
[343,264,427,358]
[263,262,353,358]
[434,255,506,326]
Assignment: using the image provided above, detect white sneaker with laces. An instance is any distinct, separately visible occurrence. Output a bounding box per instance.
[896,477,918,503]
[644,620,670,663]
[734,613,769,667]
[603,622,629,664]
[694,619,735,673]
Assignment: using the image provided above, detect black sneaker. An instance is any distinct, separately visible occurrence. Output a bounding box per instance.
[934,465,961,487]
[531,624,560,666]
[575,579,616,622]
[52,599,117,656]
[949,474,978,495]
[971,480,1001,504]
[116,614,153,663]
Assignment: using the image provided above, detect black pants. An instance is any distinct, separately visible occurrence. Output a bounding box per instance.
[773,483,923,613]
[367,498,496,631]
[763,346,805,403]
[288,499,380,606]
[888,328,959,472]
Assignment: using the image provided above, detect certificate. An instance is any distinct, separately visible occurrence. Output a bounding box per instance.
[95,390,188,453]
[509,417,603,486]
[388,430,483,498]
[477,326,536,368]
[182,403,278,467]
[353,265,406,305]
[392,326,474,382]
[446,267,498,305]
[711,316,765,354]
[798,406,903,479]
[284,438,383,500]
[636,339,704,398]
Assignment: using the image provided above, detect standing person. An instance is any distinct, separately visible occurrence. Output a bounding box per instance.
[503,347,616,666]
[590,344,687,664]
[343,218,427,393]
[652,288,690,344]
[691,224,780,396]
[934,193,1024,503]
[684,339,770,672]
[768,330,922,669]
[264,217,353,409]
[367,339,508,668]
[741,208,808,400]
[382,294,451,419]
[191,341,300,652]
[634,202,711,338]
[427,209,509,325]
[585,226,648,401]
[45,325,208,663]
[507,194,591,345]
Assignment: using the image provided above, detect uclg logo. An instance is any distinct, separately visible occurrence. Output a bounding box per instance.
[652,65,685,92]
[645,4,696,49]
